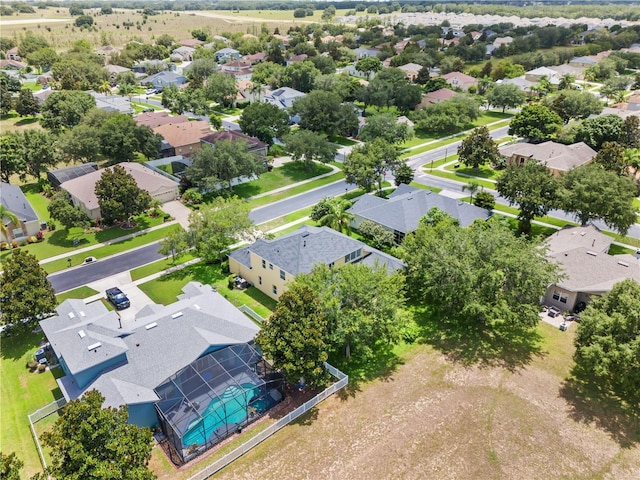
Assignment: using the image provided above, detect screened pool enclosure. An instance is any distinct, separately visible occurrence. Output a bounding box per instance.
[154,343,285,462]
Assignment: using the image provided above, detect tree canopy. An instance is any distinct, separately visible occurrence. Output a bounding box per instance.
[291,90,358,136]
[457,126,500,169]
[401,217,559,327]
[40,91,96,132]
[508,104,563,142]
[255,284,330,387]
[0,250,56,332]
[94,165,153,226]
[358,112,413,145]
[344,138,400,194]
[486,83,526,112]
[544,90,603,124]
[188,196,254,263]
[283,129,337,167]
[574,279,640,405]
[238,102,290,145]
[41,390,155,480]
[48,192,91,230]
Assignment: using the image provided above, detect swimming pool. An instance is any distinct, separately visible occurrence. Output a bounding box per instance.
[181,383,258,448]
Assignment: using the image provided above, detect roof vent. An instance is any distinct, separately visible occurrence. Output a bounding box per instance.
[68,312,75,319]
[87,342,102,351]
[586,250,598,257]
[145,322,158,330]
[193,304,201,310]
[301,232,310,238]
[78,330,86,339]
[171,311,183,319]
[580,232,586,236]
[617,261,629,267]
[79,311,86,317]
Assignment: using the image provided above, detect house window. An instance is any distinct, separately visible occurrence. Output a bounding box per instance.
[280,270,285,280]
[344,249,362,263]
[262,259,266,269]
[258,276,262,285]
[269,263,273,270]
[552,291,560,301]
[272,285,277,295]
[560,296,568,304]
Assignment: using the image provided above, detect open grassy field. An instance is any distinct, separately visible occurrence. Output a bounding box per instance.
[232,162,333,199]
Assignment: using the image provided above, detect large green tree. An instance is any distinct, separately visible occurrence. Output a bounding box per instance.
[55,124,101,164]
[40,91,96,132]
[297,263,407,361]
[401,218,559,327]
[508,104,563,142]
[544,90,603,124]
[185,141,264,192]
[316,198,353,234]
[344,138,401,194]
[255,284,330,387]
[41,390,155,480]
[14,88,39,117]
[0,133,26,183]
[47,192,91,230]
[496,161,560,233]
[94,165,153,226]
[283,129,337,168]
[573,114,625,150]
[457,126,500,169]
[561,163,637,235]
[573,279,640,405]
[486,83,526,112]
[358,112,412,145]
[291,90,358,136]
[0,451,23,480]
[0,250,56,331]
[238,102,290,145]
[355,56,382,80]
[204,72,238,108]
[282,61,320,93]
[413,95,481,133]
[188,196,254,263]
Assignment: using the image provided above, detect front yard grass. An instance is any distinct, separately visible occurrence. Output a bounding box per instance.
[246,171,345,209]
[446,163,502,181]
[138,261,276,319]
[55,285,99,302]
[41,224,182,274]
[328,135,358,146]
[0,330,65,478]
[129,252,198,281]
[232,162,333,199]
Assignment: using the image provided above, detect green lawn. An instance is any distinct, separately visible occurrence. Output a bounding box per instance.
[41,224,182,274]
[21,183,50,221]
[446,163,502,181]
[138,262,276,318]
[608,244,636,255]
[129,252,198,281]
[0,330,65,478]
[55,286,99,302]
[257,206,313,232]
[246,171,345,209]
[400,134,466,159]
[490,202,578,229]
[424,165,496,190]
[328,135,358,146]
[1,215,169,265]
[409,182,442,193]
[232,162,333,199]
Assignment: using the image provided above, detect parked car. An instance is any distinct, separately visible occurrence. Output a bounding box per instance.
[106,287,130,310]
[145,88,158,94]
[82,256,97,265]
[547,306,561,318]
[142,107,154,112]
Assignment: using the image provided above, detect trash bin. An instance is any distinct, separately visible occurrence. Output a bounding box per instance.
[34,348,46,361]
[40,222,47,230]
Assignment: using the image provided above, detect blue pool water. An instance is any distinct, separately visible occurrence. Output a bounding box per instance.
[181,383,258,448]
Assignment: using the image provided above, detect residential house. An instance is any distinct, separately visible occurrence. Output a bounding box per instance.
[485,44,497,58]
[47,163,99,189]
[104,64,131,84]
[525,66,561,85]
[142,71,187,91]
[134,112,190,129]
[220,60,253,82]
[348,184,492,244]
[40,282,284,461]
[33,88,55,105]
[94,45,120,59]
[229,225,405,300]
[170,46,196,62]
[6,47,20,61]
[397,63,423,82]
[493,36,514,48]
[441,37,461,48]
[548,63,586,80]
[0,182,40,242]
[569,56,598,68]
[243,52,267,65]
[543,225,640,311]
[441,71,477,91]
[214,48,241,63]
[89,91,134,114]
[264,86,306,110]
[286,54,308,66]
[132,60,168,74]
[178,39,204,48]
[153,120,211,157]
[499,141,597,177]
[60,162,179,219]
[499,76,537,94]
[0,59,27,70]
[352,47,379,59]
[416,88,457,108]
[272,34,290,46]
[201,130,268,158]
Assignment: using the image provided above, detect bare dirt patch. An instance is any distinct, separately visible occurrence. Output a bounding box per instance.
[201,324,640,480]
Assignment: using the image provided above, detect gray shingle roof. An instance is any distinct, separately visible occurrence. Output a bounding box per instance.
[350,185,492,233]
[1,182,38,224]
[229,225,405,276]
[544,225,612,256]
[41,283,259,409]
[499,141,597,172]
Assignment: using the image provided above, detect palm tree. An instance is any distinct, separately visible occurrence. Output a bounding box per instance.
[249,81,265,102]
[0,205,20,241]
[319,199,354,234]
[558,73,575,90]
[97,80,112,96]
[462,181,481,205]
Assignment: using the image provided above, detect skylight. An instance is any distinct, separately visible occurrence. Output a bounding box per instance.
[87,342,102,351]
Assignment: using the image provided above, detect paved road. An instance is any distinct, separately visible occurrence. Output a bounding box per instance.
[48,244,163,293]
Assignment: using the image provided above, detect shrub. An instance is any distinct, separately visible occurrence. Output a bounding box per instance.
[35,231,44,241]
[400,321,421,343]
[0,242,8,251]
[227,274,236,290]
[236,100,250,109]
[19,241,27,247]
[181,188,203,205]
[27,360,38,371]
[11,241,19,249]
[220,259,230,274]
[27,236,38,244]
[37,363,46,373]
[268,144,285,157]
[474,191,496,210]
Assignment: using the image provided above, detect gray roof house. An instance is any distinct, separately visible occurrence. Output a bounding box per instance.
[263,87,306,110]
[542,225,640,312]
[229,225,405,300]
[214,48,241,63]
[142,71,187,90]
[89,91,134,114]
[499,141,597,177]
[348,184,492,244]
[1,182,40,242]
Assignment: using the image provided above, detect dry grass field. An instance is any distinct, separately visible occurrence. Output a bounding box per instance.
[145,321,639,480]
[0,8,362,51]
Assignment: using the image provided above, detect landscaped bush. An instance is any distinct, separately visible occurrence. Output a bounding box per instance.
[27,236,38,244]
[27,360,38,371]
[227,274,236,290]
[11,241,19,249]
[268,144,285,157]
[220,259,229,274]
[37,363,46,373]
[35,231,44,241]
[0,242,8,251]
[181,188,203,205]
[236,100,250,109]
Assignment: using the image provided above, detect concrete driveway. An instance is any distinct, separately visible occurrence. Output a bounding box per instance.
[162,200,192,229]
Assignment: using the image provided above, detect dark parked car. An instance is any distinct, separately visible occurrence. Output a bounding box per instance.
[106,287,130,310]
[547,306,561,318]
